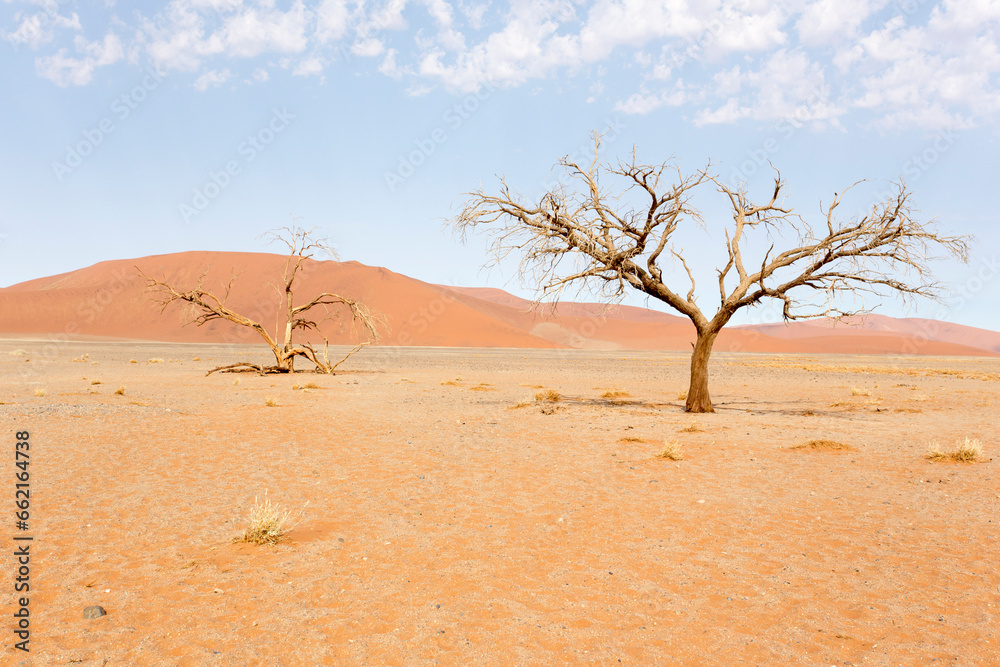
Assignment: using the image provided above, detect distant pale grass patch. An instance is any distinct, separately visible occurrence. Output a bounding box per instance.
[851,387,870,396]
[678,424,703,433]
[148,358,164,364]
[33,388,46,397]
[234,492,305,546]
[792,439,853,451]
[927,438,983,463]
[129,359,138,364]
[264,397,278,407]
[619,436,648,443]
[509,400,532,409]
[90,380,102,385]
[601,390,631,399]
[535,389,561,402]
[676,391,687,401]
[657,441,684,461]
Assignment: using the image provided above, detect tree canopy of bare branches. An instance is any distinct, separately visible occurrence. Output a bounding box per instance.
[142,226,383,375]
[451,133,971,412]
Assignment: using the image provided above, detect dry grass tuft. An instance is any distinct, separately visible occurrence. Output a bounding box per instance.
[148,358,164,364]
[676,391,687,401]
[509,401,532,409]
[441,380,460,386]
[619,436,648,443]
[927,438,983,463]
[851,386,870,396]
[192,357,201,361]
[470,384,495,392]
[34,388,46,397]
[264,396,278,407]
[233,492,304,546]
[129,359,138,364]
[233,379,241,386]
[535,389,561,402]
[678,424,703,433]
[799,410,818,416]
[792,439,853,451]
[657,441,684,461]
[114,386,125,396]
[601,390,632,399]
[302,382,321,390]
[90,380,102,385]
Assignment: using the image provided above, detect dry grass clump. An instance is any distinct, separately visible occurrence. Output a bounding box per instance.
[927,438,983,463]
[619,436,648,443]
[114,386,125,396]
[470,384,494,392]
[678,424,703,433]
[192,357,201,361]
[851,387,870,396]
[33,388,46,397]
[791,439,853,451]
[509,401,532,409]
[148,358,164,364]
[90,380,102,385]
[233,493,304,546]
[676,390,687,401]
[657,441,684,461]
[129,359,138,364]
[535,389,561,402]
[441,380,460,386]
[264,396,278,407]
[601,390,631,399]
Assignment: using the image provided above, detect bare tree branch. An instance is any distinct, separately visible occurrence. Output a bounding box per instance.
[141,224,384,374]
[450,135,972,412]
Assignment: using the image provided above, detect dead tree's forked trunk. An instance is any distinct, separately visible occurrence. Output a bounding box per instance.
[451,132,971,413]
[141,225,384,375]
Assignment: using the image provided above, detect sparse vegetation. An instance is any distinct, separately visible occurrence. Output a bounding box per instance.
[34,388,46,397]
[114,386,125,396]
[264,397,278,407]
[129,359,138,364]
[791,439,853,451]
[676,391,687,401]
[601,390,631,399]
[851,386,870,396]
[233,379,241,386]
[441,380,460,386]
[148,358,164,364]
[927,438,983,463]
[90,380,102,385]
[535,389,562,402]
[510,401,532,409]
[619,436,648,443]
[234,492,304,546]
[657,441,684,460]
[679,424,703,433]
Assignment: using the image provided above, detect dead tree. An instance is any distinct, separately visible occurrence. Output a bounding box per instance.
[451,134,971,413]
[142,226,383,375]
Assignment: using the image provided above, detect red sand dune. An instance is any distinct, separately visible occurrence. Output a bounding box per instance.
[0,251,996,356]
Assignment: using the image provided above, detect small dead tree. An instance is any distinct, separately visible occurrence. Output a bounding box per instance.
[142,226,383,375]
[451,134,971,413]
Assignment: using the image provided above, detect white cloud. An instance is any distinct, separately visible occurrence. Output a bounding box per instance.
[315,0,350,43]
[252,66,269,81]
[351,36,385,57]
[218,1,310,58]
[292,55,324,75]
[193,67,231,89]
[2,7,81,50]
[36,32,124,86]
[795,0,888,46]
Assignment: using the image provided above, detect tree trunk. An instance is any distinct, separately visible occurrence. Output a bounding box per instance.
[685,329,718,413]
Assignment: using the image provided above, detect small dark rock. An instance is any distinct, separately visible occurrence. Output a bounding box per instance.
[83,605,107,619]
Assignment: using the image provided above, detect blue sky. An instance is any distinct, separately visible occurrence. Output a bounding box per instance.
[2,0,998,331]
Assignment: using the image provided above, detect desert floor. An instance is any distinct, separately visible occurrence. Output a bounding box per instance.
[1,340,998,666]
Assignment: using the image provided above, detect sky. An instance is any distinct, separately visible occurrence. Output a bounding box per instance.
[1,0,999,331]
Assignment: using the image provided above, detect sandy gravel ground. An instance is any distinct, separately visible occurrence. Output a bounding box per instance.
[1,340,998,665]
